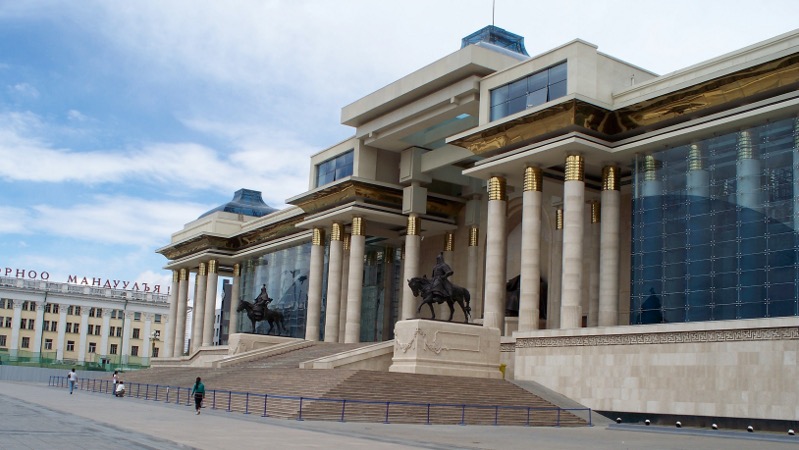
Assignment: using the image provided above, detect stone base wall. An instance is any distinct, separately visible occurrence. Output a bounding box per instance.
[512,317,799,421]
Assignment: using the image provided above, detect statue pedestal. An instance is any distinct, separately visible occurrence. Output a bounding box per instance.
[389,319,502,379]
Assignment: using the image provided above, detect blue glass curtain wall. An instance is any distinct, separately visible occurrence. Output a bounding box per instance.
[631,116,799,324]
[238,242,316,338]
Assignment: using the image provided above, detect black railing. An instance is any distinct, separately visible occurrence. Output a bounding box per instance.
[48,376,592,427]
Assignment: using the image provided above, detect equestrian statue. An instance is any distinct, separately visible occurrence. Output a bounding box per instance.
[407,252,471,322]
[236,284,287,335]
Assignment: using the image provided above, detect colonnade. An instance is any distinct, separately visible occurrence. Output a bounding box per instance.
[163,260,240,357]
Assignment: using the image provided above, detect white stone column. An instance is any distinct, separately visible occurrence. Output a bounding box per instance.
[174,268,189,356]
[56,305,67,361]
[228,264,242,336]
[142,313,153,359]
[344,217,366,343]
[9,300,22,357]
[560,155,585,329]
[401,215,421,320]
[324,223,344,342]
[598,166,621,326]
[33,302,45,360]
[100,309,112,358]
[77,307,90,363]
[466,227,480,322]
[519,166,542,332]
[121,310,133,364]
[338,234,350,343]
[587,201,601,327]
[548,209,563,329]
[484,176,507,330]
[202,260,219,347]
[163,270,179,358]
[305,228,325,341]
[191,263,207,353]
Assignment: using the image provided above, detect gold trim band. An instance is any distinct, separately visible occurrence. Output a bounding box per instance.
[602,165,620,191]
[564,155,584,182]
[331,222,343,241]
[688,143,703,171]
[406,215,420,236]
[738,129,754,160]
[233,263,240,277]
[179,268,188,281]
[198,262,207,277]
[555,208,563,230]
[444,232,454,252]
[351,217,364,236]
[208,259,217,274]
[644,155,657,181]
[488,176,506,201]
[312,228,325,246]
[523,166,542,192]
[591,201,601,224]
[172,270,179,282]
[469,226,479,247]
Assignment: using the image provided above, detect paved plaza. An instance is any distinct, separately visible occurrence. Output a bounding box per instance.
[0,381,797,450]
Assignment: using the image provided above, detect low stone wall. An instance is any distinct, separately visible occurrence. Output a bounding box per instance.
[512,317,799,421]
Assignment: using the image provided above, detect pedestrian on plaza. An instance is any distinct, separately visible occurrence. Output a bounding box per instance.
[67,368,77,395]
[114,379,126,397]
[112,370,119,392]
[190,377,205,415]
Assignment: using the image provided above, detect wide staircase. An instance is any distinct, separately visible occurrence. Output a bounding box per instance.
[120,344,588,427]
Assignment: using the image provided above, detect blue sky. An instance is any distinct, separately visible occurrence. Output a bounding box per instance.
[1,0,798,293]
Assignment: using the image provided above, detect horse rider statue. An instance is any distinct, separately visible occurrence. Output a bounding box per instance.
[253,284,272,316]
[430,252,454,303]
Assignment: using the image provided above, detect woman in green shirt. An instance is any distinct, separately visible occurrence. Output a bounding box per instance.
[191,377,205,415]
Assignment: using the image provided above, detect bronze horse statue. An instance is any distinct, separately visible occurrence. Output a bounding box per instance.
[408,275,471,323]
[236,299,287,335]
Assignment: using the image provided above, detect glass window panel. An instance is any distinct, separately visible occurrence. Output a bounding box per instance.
[490,85,509,106]
[770,266,796,283]
[526,88,547,108]
[507,96,526,116]
[768,249,794,268]
[508,78,527,100]
[548,80,567,101]
[769,300,796,317]
[527,71,548,92]
[548,63,567,83]
[490,103,508,121]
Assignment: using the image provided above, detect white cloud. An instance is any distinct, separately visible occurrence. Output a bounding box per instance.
[0,207,31,233]
[9,82,39,98]
[67,109,89,122]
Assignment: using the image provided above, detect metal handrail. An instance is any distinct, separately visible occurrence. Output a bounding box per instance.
[48,375,592,427]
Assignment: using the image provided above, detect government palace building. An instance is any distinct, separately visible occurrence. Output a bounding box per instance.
[157,26,799,423]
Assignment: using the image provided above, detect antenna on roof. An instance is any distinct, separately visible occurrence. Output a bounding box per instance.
[492,0,495,26]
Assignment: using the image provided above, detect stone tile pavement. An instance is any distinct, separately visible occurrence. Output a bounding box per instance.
[1,381,797,450]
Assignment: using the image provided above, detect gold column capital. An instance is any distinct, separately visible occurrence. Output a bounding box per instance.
[343,233,351,251]
[331,222,343,241]
[591,201,601,224]
[602,165,620,191]
[312,228,325,246]
[444,232,454,252]
[208,259,217,274]
[738,129,754,160]
[644,155,657,181]
[172,270,179,282]
[198,262,207,277]
[523,166,542,192]
[233,263,240,277]
[179,268,188,281]
[351,216,364,236]
[564,155,584,182]
[688,143,703,171]
[488,176,506,201]
[406,215,420,236]
[468,226,479,247]
[555,208,563,230]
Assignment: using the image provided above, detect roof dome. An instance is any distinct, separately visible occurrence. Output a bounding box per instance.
[461,25,529,56]
[198,189,277,219]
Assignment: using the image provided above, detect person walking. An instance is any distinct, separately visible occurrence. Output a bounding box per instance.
[190,377,205,415]
[67,368,77,395]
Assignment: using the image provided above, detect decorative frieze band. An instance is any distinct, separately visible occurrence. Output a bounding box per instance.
[516,327,799,348]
